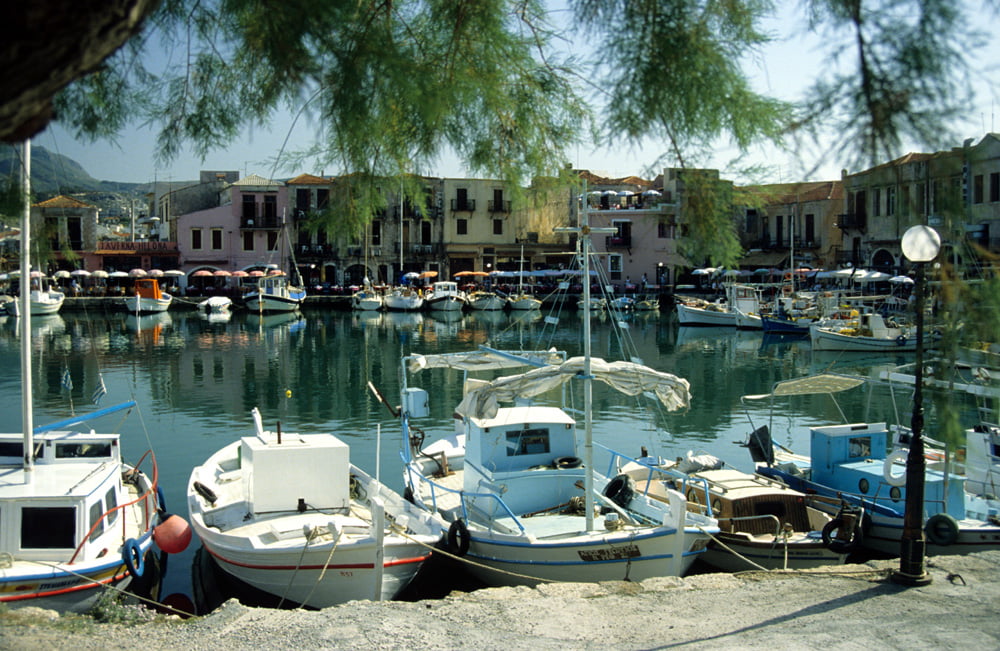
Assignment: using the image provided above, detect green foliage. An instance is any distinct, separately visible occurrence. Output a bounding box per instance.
[674,171,742,266]
[48,0,989,269]
[795,0,978,171]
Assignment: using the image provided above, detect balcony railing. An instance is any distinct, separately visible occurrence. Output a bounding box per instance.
[488,200,511,213]
[836,213,866,230]
[240,216,281,229]
[450,199,476,212]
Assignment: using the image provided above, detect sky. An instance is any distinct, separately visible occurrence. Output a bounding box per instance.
[35,3,1000,187]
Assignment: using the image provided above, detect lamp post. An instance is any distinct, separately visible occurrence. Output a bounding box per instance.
[892,225,941,586]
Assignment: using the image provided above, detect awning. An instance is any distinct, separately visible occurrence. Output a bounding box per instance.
[740,251,788,268]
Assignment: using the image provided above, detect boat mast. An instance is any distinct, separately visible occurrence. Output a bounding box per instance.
[557,180,615,532]
[790,198,795,294]
[19,139,33,475]
[398,182,404,283]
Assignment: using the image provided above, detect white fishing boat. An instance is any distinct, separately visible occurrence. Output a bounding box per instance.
[423,281,467,312]
[186,408,445,608]
[391,215,717,587]
[506,247,542,311]
[245,275,306,313]
[198,295,233,314]
[0,141,171,611]
[809,313,916,352]
[124,278,173,313]
[675,296,736,326]
[467,290,505,311]
[4,277,65,316]
[383,286,424,311]
[507,293,542,310]
[351,286,384,311]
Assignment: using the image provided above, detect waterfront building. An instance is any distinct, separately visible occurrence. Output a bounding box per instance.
[737,180,844,271]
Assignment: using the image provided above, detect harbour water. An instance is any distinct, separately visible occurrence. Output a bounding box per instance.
[0,306,975,608]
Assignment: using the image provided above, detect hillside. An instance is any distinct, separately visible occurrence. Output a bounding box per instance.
[0,144,144,194]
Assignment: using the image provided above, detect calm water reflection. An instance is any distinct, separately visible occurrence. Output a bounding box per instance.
[0,307,972,603]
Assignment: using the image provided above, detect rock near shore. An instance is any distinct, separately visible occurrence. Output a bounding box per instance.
[3,553,999,650]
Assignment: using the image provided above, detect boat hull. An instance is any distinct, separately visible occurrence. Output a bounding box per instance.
[426,296,466,311]
[507,295,542,311]
[700,534,847,572]
[809,326,916,351]
[245,294,302,313]
[468,294,505,311]
[188,437,443,608]
[676,302,736,326]
[124,295,173,313]
[459,525,708,587]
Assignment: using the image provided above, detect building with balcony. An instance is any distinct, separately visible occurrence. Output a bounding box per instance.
[738,180,843,270]
[175,174,292,274]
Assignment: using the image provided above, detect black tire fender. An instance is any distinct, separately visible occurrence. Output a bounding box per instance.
[821,517,862,554]
[603,474,636,509]
[924,513,960,546]
[447,519,470,557]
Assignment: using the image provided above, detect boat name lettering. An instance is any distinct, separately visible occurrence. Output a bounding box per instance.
[577,545,640,562]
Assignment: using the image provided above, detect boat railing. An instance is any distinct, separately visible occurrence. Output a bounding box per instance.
[598,444,716,518]
[401,455,526,534]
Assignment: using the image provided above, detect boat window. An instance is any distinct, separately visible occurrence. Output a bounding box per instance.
[506,428,550,456]
[21,507,76,549]
[752,501,787,519]
[105,487,118,526]
[848,436,871,459]
[55,442,112,459]
[89,500,105,542]
[0,441,44,459]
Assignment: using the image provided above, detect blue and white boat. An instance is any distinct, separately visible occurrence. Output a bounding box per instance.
[743,374,1000,557]
[393,217,716,587]
[245,274,306,313]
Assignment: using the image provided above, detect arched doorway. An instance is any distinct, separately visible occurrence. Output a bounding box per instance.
[871,248,895,272]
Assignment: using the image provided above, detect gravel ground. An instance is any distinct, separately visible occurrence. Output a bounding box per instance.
[3,552,999,650]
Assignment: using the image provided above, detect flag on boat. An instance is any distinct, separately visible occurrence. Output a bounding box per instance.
[91,375,107,405]
[61,368,73,391]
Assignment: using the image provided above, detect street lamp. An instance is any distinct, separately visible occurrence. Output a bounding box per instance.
[892,224,941,586]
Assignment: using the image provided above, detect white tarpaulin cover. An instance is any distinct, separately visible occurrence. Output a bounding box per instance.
[407,350,563,375]
[454,356,691,420]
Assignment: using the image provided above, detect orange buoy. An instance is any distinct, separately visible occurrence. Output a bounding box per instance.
[153,514,193,554]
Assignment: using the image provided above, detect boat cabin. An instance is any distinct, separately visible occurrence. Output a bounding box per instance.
[808,423,965,516]
[0,431,125,562]
[463,406,581,515]
[240,430,350,514]
[132,278,164,300]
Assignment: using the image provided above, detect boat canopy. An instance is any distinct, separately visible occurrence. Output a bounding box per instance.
[455,356,691,420]
[742,374,865,401]
[407,349,563,375]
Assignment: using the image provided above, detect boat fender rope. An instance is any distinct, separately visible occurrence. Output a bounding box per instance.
[603,474,636,509]
[122,538,145,577]
[447,519,470,557]
[924,513,960,546]
[883,449,908,487]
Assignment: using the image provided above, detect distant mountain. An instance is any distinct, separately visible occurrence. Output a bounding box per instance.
[0,144,145,194]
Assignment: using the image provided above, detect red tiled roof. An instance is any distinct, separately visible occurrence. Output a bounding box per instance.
[34,195,95,209]
[286,174,330,185]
